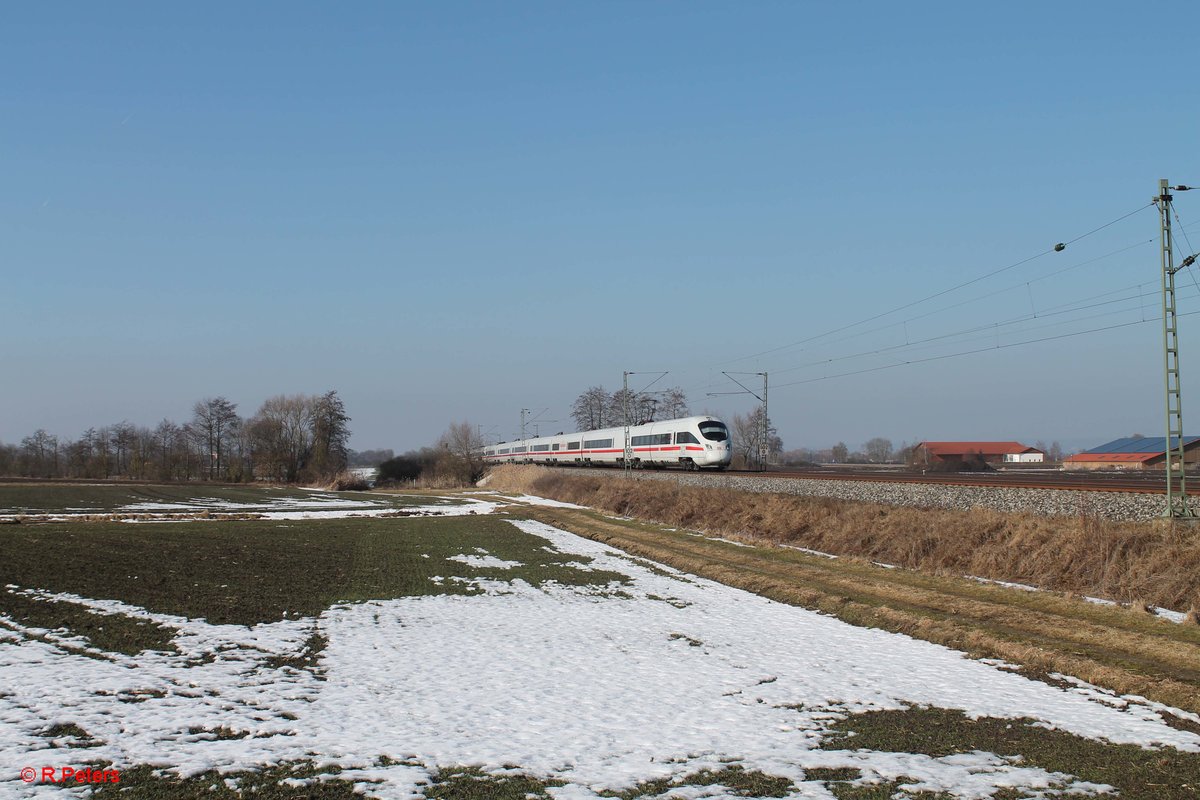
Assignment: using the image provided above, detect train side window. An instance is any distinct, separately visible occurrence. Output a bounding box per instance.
[567,442,581,450]
[633,433,673,446]
[552,443,560,451]
[676,432,698,445]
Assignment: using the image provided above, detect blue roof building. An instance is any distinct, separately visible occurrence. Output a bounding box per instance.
[1064,436,1200,470]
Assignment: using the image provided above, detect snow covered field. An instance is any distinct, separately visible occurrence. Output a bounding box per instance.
[0,488,494,523]
[1,497,1198,798]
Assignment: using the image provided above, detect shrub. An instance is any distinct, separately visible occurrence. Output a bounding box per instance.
[328,471,370,491]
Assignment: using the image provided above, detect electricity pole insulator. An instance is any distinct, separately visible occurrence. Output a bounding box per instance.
[1054,242,1066,252]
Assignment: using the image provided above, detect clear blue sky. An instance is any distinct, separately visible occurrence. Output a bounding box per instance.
[3,2,1198,454]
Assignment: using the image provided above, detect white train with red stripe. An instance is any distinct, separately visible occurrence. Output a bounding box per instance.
[482,416,732,470]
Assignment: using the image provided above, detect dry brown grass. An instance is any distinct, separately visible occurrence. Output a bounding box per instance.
[321,471,371,491]
[485,466,1200,613]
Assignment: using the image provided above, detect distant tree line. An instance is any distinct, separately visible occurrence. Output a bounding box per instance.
[570,386,690,431]
[0,391,351,484]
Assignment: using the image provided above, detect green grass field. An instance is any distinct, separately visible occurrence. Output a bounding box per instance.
[0,514,628,649]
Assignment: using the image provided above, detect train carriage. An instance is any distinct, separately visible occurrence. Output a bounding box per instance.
[481,416,732,470]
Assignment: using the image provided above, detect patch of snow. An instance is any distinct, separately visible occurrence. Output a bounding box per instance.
[780,544,838,559]
[971,578,1192,626]
[496,494,589,509]
[970,576,1041,592]
[684,531,754,548]
[113,498,501,523]
[1155,607,1187,623]
[447,553,522,569]
[0,493,500,524]
[1049,674,1200,727]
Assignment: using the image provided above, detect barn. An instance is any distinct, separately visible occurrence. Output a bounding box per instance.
[1062,436,1200,471]
[912,441,1044,467]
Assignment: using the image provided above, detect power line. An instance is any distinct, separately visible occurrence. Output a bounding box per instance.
[720,203,1155,367]
[681,259,1164,399]
[672,203,1179,403]
[771,309,1194,390]
[766,282,1176,378]
[1060,203,1155,246]
[1170,204,1200,297]
[770,284,1179,379]
[785,236,1156,357]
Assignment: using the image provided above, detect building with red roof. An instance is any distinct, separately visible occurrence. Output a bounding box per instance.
[912,441,1044,467]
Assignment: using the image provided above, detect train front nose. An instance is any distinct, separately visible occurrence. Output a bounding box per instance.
[704,441,731,465]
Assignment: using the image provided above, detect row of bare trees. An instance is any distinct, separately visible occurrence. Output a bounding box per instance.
[570,386,690,431]
[0,391,351,484]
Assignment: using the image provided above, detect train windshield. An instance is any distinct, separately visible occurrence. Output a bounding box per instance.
[698,421,729,441]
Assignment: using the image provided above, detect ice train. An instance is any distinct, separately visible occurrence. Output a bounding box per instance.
[482,415,732,470]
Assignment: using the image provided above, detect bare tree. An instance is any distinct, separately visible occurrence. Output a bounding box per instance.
[732,408,782,469]
[863,437,893,463]
[634,393,658,423]
[153,419,183,481]
[0,442,16,476]
[607,388,636,428]
[248,395,313,483]
[20,429,58,478]
[660,387,689,419]
[128,424,154,479]
[571,386,610,431]
[607,388,659,426]
[191,397,241,480]
[731,414,757,467]
[831,442,848,464]
[110,421,137,477]
[308,390,351,481]
[437,421,486,484]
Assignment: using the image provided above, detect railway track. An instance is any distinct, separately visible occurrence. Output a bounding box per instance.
[563,465,1177,494]
[737,468,1173,494]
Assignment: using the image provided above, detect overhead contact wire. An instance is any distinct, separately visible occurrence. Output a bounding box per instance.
[720,203,1155,367]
